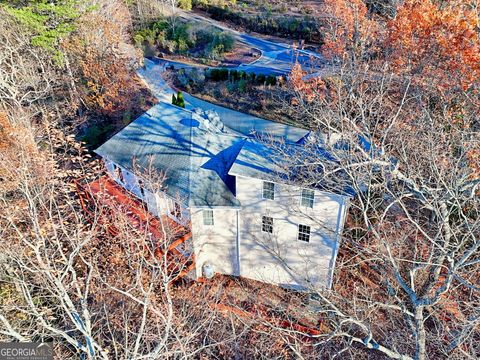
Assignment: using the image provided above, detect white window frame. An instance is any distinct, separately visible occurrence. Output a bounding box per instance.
[297,224,311,242]
[262,216,273,233]
[138,178,146,198]
[203,209,214,226]
[301,189,315,208]
[171,201,182,220]
[262,181,275,200]
[113,164,124,183]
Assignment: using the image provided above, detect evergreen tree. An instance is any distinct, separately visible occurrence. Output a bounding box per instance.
[1,0,82,64]
[176,91,185,108]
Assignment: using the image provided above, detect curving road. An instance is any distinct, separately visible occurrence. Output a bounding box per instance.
[136,16,333,141]
[137,58,309,142]
[180,11,330,76]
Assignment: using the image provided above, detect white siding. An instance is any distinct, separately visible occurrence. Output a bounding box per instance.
[102,159,190,225]
[144,189,159,217]
[103,159,348,290]
[190,208,239,278]
[122,169,141,196]
[235,175,347,290]
[158,193,191,226]
[104,159,115,175]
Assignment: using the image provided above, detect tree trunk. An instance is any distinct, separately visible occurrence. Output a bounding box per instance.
[414,306,426,360]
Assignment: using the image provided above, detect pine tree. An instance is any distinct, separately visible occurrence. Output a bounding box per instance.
[2,0,81,64]
[176,91,185,108]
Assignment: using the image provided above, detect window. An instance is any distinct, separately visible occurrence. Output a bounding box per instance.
[301,189,315,208]
[262,216,273,233]
[298,224,311,242]
[203,210,214,226]
[172,202,182,219]
[114,165,124,183]
[262,181,275,200]
[138,179,145,198]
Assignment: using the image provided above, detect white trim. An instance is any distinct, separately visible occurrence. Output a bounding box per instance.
[300,188,315,208]
[190,205,241,210]
[297,223,311,242]
[262,181,275,200]
[230,172,350,199]
[236,209,241,276]
[326,197,349,289]
[202,209,214,226]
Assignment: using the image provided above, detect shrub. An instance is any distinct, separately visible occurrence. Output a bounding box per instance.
[133,34,144,47]
[81,123,115,148]
[288,19,299,33]
[133,29,156,47]
[122,110,132,126]
[213,87,222,99]
[208,68,229,81]
[176,38,189,52]
[216,32,234,52]
[256,73,266,84]
[172,91,185,108]
[178,0,192,10]
[229,69,239,81]
[237,79,248,93]
[266,75,277,86]
[219,68,229,80]
[196,28,215,44]
[156,31,166,45]
[187,68,205,86]
[205,32,235,59]
[162,40,177,54]
[151,20,169,32]
[206,68,215,80]
[226,82,237,93]
[167,23,194,51]
[176,68,190,87]
[176,91,186,108]
[207,44,225,60]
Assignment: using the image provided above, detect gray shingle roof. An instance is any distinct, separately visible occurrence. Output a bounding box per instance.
[229,136,357,197]
[138,59,310,142]
[228,139,286,181]
[184,93,309,142]
[95,98,352,208]
[95,102,244,208]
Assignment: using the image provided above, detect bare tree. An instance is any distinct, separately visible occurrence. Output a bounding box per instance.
[261,62,480,359]
[0,122,228,358]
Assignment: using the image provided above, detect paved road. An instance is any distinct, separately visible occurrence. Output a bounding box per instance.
[180,12,330,76]
[135,16,329,141]
[138,58,309,142]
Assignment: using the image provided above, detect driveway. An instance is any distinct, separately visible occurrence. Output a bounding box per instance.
[138,58,309,142]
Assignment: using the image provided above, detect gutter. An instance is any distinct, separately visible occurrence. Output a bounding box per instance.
[236,209,241,276]
[326,196,350,290]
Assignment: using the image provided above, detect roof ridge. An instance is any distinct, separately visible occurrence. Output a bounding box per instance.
[187,112,195,206]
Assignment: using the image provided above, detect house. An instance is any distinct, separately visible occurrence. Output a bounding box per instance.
[95,101,351,290]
